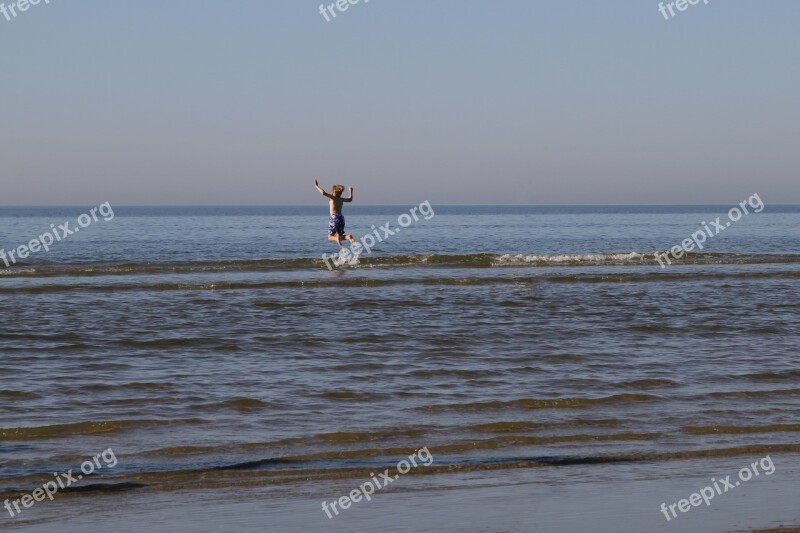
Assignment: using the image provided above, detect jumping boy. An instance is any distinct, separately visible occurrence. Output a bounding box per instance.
[313,180,357,246]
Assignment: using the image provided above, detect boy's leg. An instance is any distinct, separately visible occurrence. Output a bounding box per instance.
[338,217,347,240]
[328,215,339,244]
[336,216,346,246]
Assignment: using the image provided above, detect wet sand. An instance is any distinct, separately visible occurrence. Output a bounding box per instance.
[5,454,799,532]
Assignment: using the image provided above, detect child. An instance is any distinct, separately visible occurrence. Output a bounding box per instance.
[313,180,357,246]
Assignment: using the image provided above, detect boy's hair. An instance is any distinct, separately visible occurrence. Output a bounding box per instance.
[331,185,345,197]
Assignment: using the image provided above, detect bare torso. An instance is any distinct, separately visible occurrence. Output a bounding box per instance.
[329,197,345,216]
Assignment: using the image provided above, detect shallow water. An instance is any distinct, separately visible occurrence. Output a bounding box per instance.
[1,205,799,530]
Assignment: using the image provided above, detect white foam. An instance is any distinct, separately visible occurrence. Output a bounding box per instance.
[0,268,37,275]
[495,252,647,264]
[331,246,362,268]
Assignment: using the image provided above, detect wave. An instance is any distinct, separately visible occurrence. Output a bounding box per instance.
[619,379,678,390]
[0,390,40,400]
[217,433,664,465]
[316,390,391,402]
[742,370,800,382]
[682,424,800,435]
[470,419,624,433]
[705,389,800,400]
[2,252,799,278]
[418,393,661,412]
[5,443,800,500]
[2,270,799,295]
[0,482,146,500]
[197,398,274,412]
[115,337,224,349]
[0,419,207,441]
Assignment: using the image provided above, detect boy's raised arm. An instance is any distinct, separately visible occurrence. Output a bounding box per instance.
[314,179,332,198]
[344,186,354,202]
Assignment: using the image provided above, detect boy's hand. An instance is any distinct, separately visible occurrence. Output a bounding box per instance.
[314,179,319,187]
[349,186,354,192]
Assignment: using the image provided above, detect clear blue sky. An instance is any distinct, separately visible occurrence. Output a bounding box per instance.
[1,0,798,205]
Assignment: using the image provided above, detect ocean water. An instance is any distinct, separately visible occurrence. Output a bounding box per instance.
[1,204,799,531]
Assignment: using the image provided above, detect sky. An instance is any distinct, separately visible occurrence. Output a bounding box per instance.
[0,0,798,206]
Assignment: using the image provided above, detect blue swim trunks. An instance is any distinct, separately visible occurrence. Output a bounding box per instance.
[328,213,345,236]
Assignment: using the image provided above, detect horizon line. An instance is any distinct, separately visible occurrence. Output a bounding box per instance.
[2,203,798,208]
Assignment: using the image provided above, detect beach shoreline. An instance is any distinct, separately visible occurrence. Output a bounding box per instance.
[4,453,799,532]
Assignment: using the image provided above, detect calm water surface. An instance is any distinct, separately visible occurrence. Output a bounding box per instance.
[1,205,799,529]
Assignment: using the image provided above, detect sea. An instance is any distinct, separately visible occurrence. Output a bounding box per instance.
[1,204,799,533]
